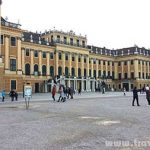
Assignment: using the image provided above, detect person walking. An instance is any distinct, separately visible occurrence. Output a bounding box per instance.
[145,85,150,105]
[123,87,126,96]
[14,90,18,101]
[52,84,56,101]
[57,85,64,102]
[1,90,5,102]
[132,87,140,106]
[9,90,15,101]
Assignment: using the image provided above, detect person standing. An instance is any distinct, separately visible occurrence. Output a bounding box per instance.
[1,90,5,102]
[52,84,56,101]
[123,87,126,96]
[132,87,140,106]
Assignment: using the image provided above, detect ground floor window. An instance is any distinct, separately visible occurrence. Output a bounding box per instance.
[11,80,16,90]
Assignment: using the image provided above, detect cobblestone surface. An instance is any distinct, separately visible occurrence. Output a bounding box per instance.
[0,92,150,150]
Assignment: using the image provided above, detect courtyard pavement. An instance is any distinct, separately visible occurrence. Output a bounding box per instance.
[0,92,150,150]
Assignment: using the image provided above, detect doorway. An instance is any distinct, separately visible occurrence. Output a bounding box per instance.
[122,83,129,91]
[35,83,39,93]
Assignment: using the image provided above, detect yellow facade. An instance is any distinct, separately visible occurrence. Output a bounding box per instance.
[0,17,150,93]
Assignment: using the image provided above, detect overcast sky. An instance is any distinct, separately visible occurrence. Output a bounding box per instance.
[1,0,150,49]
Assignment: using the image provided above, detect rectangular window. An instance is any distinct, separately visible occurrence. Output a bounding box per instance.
[82,40,85,47]
[64,37,67,44]
[118,73,121,80]
[139,72,141,78]
[131,72,134,79]
[89,59,91,64]
[57,35,60,43]
[11,37,16,46]
[77,40,79,46]
[108,61,110,66]
[108,71,110,77]
[103,61,105,65]
[112,62,114,66]
[138,60,140,64]
[10,59,16,71]
[124,73,127,79]
[70,38,73,45]
[0,35,3,44]
[65,53,68,61]
[78,57,81,62]
[25,49,30,56]
[99,60,101,65]
[34,51,38,57]
[42,52,46,58]
[93,59,96,64]
[50,52,53,59]
[72,55,75,61]
[118,62,121,66]
[59,52,62,60]
[131,60,134,65]
[11,80,16,90]
[84,58,86,63]
[112,71,114,79]
[124,61,127,65]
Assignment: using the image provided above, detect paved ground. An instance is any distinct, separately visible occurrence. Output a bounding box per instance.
[0,92,150,150]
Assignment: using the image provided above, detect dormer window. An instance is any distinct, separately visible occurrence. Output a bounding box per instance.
[70,38,73,45]
[64,37,67,44]
[82,41,85,47]
[57,35,60,43]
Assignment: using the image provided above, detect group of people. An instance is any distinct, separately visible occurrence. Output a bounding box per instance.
[51,84,74,102]
[132,85,150,106]
[9,90,18,101]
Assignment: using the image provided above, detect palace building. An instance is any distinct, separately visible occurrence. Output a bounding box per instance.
[0,17,150,93]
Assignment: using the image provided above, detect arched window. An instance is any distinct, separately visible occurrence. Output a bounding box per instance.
[34,64,38,72]
[42,65,46,76]
[58,66,62,76]
[78,68,81,77]
[65,67,69,76]
[50,66,54,76]
[71,68,75,77]
[25,63,30,75]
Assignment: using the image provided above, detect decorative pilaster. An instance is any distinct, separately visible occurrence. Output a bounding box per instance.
[134,59,139,79]
[55,50,58,76]
[96,59,98,78]
[91,58,93,77]
[21,48,25,74]
[46,52,50,76]
[62,52,65,75]
[4,35,9,71]
[30,49,34,75]
[75,54,78,77]
[114,62,118,79]
[81,55,84,77]
[127,61,131,78]
[69,53,72,76]
[86,56,89,77]
[121,62,124,79]
[39,50,42,75]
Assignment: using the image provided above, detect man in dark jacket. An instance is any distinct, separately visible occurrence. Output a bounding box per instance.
[132,87,140,106]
